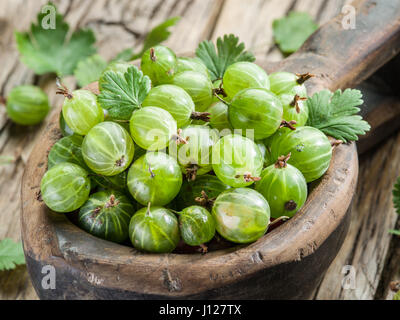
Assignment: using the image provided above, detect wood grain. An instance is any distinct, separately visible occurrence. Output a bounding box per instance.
[315,131,400,300]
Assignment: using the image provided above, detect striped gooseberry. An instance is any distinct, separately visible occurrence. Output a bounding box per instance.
[142,84,209,127]
[140,46,177,86]
[270,126,332,182]
[269,71,311,96]
[127,152,182,206]
[212,134,263,187]
[129,106,177,151]
[129,204,180,253]
[47,135,86,170]
[212,188,270,243]
[280,93,309,127]
[171,71,214,112]
[6,85,50,125]
[82,121,135,176]
[58,83,104,135]
[173,125,219,180]
[228,88,283,140]
[223,61,270,98]
[176,57,210,78]
[255,153,307,218]
[176,205,215,251]
[78,190,135,243]
[40,162,91,213]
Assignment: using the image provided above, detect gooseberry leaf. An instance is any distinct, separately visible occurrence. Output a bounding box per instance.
[306,89,370,142]
[97,66,151,120]
[114,17,180,62]
[195,34,255,81]
[273,11,318,54]
[389,229,400,236]
[74,54,108,87]
[15,3,96,76]
[0,238,25,271]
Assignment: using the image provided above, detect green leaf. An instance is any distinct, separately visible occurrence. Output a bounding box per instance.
[306,89,370,142]
[394,290,400,300]
[0,238,25,271]
[113,48,135,62]
[389,229,400,236]
[74,54,107,87]
[392,177,400,216]
[273,11,318,54]
[195,34,255,81]
[114,17,180,62]
[97,66,151,120]
[15,3,96,76]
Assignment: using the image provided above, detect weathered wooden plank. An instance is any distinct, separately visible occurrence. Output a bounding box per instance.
[374,223,400,300]
[315,131,400,300]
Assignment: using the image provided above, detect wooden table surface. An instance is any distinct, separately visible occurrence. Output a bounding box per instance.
[0,0,398,300]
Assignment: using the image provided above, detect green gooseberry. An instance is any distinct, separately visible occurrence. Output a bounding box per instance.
[61,88,104,135]
[129,204,180,253]
[212,188,270,244]
[223,61,270,98]
[212,134,264,187]
[127,152,182,206]
[82,121,135,176]
[279,93,309,127]
[171,71,214,112]
[6,85,50,125]
[228,88,283,140]
[270,126,332,182]
[140,45,177,85]
[255,153,308,218]
[177,206,215,250]
[78,190,135,243]
[40,162,91,213]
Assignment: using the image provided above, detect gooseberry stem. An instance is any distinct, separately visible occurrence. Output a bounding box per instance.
[199,243,208,254]
[115,155,126,167]
[235,173,261,182]
[280,120,297,130]
[212,90,230,106]
[330,139,343,149]
[105,194,120,208]
[195,190,215,210]
[191,111,211,122]
[148,165,155,178]
[296,73,315,85]
[275,153,291,169]
[269,216,290,227]
[56,78,73,99]
[290,95,307,113]
[150,48,156,62]
[173,129,189,145]
[146,202,151,217]
[185,164,199,181]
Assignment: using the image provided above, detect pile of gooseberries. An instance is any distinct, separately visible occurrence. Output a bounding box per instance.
[40,43,335,254]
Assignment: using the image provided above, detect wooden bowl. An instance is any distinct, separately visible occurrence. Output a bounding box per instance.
[21,0,400,299]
